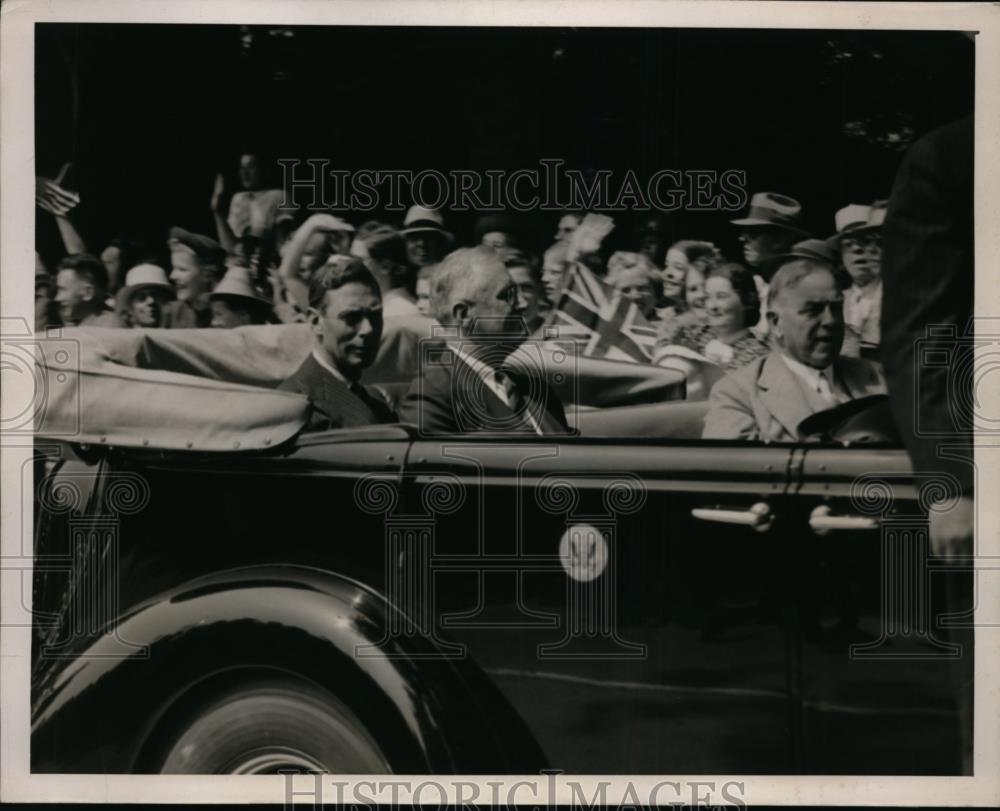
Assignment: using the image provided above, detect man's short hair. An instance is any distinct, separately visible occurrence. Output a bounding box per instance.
[497,247,540,280]
[57,254,109,294]
[767,258,836,312]
[307,257,381,310]
[430,246,502,324]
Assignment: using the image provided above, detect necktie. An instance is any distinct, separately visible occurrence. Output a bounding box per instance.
[495,371,543,434]
[815,369,841,407]
[495,370,523,410]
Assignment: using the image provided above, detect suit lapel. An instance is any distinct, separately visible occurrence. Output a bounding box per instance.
[304,355,375,427]
[757,353,815,439]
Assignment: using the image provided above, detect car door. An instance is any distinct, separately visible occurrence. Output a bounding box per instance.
[789,443,970,774]
[402,434,803,774]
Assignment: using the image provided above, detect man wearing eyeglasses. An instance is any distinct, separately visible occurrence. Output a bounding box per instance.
[399,246,569,435]
[832,202,886,359]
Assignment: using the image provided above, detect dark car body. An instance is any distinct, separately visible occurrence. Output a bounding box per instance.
[30,416,971,774]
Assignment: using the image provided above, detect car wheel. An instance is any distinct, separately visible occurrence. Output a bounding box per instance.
[158,679,392,774]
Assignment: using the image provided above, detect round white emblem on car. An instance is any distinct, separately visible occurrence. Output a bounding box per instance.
[558,524,609,582]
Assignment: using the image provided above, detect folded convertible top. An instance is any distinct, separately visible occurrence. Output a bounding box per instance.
[30,318,684,450]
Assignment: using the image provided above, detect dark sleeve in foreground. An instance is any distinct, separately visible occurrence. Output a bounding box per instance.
[397,369,460,434]
[880,116,973,492]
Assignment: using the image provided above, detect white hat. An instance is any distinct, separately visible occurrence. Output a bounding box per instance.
[209,266,271,305]
[834,204,873,235]
[833,201,886,242]
[400,205,453,242]
[123,263,174,299]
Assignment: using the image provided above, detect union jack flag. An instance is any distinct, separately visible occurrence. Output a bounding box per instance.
[544,262,658,363]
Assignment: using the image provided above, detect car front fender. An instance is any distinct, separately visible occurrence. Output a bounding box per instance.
[31,564,547,774]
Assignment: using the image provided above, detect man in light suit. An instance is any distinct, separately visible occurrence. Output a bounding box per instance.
[703,259,886,441]
[399,246,569,435]
[279,259,397,431]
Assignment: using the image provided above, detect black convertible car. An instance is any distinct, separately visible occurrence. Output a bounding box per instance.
[29,391,971,775]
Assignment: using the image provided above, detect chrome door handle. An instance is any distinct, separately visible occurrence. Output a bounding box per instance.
[691,502,773,533]
[809,505,880,534]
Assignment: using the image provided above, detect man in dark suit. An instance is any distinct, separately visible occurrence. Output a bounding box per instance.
[882,115,973,558]
[399,246,569,435]
[279,259,397,430]
[881,115,974,775]
[704,260,885,441]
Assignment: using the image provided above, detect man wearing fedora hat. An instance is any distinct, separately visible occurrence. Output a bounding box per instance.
[279,259,396,431]
[118,264,175,328]
[400,205,452,271]
[731,191,811,337]
[731,192,811,279]
[831,201,886,358]
[209,265,274,328]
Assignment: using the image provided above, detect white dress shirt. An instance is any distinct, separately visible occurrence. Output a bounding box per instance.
[843,280,882,347]
[227,188,286,238]
[780,353,851,408]
[311,347,350,385]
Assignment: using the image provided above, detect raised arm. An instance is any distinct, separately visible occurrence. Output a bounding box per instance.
[277,213,343,312]
[37,164,88,254]
[210,172,238,257]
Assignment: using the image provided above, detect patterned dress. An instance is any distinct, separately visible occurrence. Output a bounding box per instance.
[654,322,770,370]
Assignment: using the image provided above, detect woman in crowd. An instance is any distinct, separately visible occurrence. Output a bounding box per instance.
[164,227,227,328]
[653,262,769,399]
[274,212,355,320]
[656,240,720,319]
[656,251,713,345]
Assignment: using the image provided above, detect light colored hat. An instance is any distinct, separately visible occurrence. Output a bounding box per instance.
[834,204,873,235]
[730,192,810,236]
[123,263,175,299]
[209,266,271,305]
[833,200,886,242]
[400,205,453,242]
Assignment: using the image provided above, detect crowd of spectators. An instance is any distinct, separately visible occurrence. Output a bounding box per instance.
[35,152,893,441]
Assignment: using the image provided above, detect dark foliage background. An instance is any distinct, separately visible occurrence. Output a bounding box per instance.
[35,24,973,266]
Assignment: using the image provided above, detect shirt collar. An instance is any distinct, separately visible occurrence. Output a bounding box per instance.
[780,352,834,388]
[449,343,500,384]
[850,278,882,298]
[311,346,351,385]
